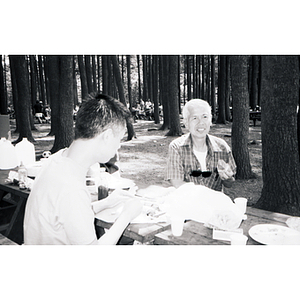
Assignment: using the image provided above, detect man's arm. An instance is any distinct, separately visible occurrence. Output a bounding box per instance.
[96,198,142,245]
[170,179,186,189]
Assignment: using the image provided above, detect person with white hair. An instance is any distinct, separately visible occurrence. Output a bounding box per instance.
[166,99,236,192]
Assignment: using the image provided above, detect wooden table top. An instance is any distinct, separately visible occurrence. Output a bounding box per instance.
[153,207,294,245]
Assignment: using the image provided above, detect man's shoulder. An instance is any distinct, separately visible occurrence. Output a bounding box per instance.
[207,134,231,152]
[169,133,190,148]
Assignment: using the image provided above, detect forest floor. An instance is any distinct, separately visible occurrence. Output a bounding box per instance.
[10,118,263,206]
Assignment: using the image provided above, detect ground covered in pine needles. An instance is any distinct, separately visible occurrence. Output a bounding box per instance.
[10,119,263,206]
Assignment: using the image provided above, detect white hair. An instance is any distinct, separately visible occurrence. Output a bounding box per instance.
[182,99,212,122]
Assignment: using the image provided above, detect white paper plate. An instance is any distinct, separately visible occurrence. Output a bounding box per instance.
[95,202,167,224]
[249,224,300,245]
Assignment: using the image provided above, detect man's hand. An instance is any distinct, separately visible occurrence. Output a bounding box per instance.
[119,198,143,223]
[92,188,137,214]
[217,159,234,182]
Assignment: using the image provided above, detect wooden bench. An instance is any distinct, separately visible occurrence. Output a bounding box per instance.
[249,111,261,126]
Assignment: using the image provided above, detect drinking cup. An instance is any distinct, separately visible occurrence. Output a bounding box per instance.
[171,215,185,237]
[234,197,248,214]
[230,234,248,245]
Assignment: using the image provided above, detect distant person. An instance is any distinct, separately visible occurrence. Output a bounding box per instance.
[24,93,142,245]
[33,101,44,123]
[166,99,236,192]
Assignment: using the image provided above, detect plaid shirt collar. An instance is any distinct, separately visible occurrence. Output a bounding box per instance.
[181,133,223,154]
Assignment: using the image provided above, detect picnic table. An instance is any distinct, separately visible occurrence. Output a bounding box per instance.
[1,169,299,245]
[0,170,29,244]
[153,206,294,245]
[249,110,261,126]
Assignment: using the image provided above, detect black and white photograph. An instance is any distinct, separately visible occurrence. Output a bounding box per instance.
[1,1,300,299]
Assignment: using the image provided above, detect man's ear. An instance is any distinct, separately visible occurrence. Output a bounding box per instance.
[99,128,114,141]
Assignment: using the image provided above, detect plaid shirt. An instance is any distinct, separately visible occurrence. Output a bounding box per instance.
[166,133,237,191]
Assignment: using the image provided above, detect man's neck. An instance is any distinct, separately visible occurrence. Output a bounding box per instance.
[191,135,207,152]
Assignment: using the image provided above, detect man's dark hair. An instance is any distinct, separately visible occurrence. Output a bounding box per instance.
[75,93,131,139]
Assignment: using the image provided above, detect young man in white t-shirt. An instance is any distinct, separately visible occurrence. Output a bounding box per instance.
[24,93,142,245]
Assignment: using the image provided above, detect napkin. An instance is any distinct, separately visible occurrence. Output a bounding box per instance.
[159,183,244,231]
[286,217,300,232]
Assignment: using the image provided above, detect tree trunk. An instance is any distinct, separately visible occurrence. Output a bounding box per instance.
[92,55,97,92]
[85,55,93,94]
[142,55,148,101]
[137,55,142,102]
[51,56,74,153]
[0,55,7,114]
[126,55,132,110]
[9,55,34,143]
[38,55,46,105]
[217,56,226,124]
[73,57,79,107]
[101,56,109,95]
[160,55,170,130]
[210,55,216,122]
[9,57,19,133]
[201,55,205,99]
[166,55,182,136]
[250,55,259,109]
[78,55,88,101]
[97,55,101,92]
[152,55,160,124]
[255,55,300,215]
[110,55,136,140]
[230,55,253,179]
[225,56,231,121]
[45,56,60,137]
[29,55,37,107]
[186,55,192,100]
[195,55,201,98]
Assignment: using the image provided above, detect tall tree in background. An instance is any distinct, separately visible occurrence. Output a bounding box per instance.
[166,55,182,136]
[250,55,260,109]
[255,56,300,215]
[160,55,170,130]
[217,55,226,124]
[126,55,132,109]
[102,56,109,95]
[9,57,19,133]
[45,55,60,137]
[110,55,135,140]
[91,55,97,92]
[142,55,148,101]
[38,56,46,105]
[51,56,74,153]
[78,55,88,101]
[225,56,231,121]
[9,55,34,143]
[137,55,142,103]
[97,55,101,92]
[0,55,7,114]
[230,55,253,179]
[85,55,93,94]
[210,55,216,121]
[152,55,160,124]
[29,55,38,107]
[186,55,192,100]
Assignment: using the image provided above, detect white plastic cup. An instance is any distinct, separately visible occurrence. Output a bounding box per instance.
[171,215,185,237]
[234,197,248,214]
[230,234,248,245]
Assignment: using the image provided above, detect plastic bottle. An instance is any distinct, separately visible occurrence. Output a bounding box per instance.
[98,167,109,200]
[18,161,28,189]
[0,137,19,170]
[15,137,35,166]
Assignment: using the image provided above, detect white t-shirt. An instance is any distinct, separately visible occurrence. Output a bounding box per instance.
[193,148,207,171]
[24,149,97,245]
